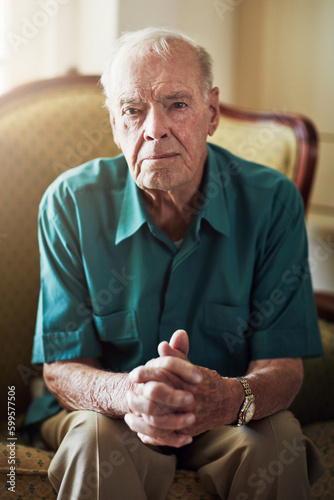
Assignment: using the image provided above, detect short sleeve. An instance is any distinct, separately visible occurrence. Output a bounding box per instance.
[248,183,323,360]
[31,184,102,364]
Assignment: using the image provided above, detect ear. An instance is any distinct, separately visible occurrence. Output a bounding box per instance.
[207,86,220,137]
[110,112,121,149]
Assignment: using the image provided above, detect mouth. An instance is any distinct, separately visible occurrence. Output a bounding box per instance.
[143,153,179,161]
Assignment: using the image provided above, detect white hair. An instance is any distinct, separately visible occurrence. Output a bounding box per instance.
[100,27,214,111]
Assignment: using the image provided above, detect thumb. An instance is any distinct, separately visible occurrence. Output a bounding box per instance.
[157,330,189,360]
[169,329,189,357]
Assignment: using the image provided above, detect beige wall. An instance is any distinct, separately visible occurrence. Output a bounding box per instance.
[116,0,238,103]
[4,0,119,89]
[5,0,333,290]
[94,0,334,291]
[114,0,333,214]
[234,0,334,213]
[232,0,334,292]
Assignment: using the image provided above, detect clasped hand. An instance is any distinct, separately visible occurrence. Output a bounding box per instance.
[124,330,232,448]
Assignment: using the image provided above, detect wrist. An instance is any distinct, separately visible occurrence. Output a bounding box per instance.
[228,377,245,424]
[232,377,256,426]
[101,372,134,417]
[214,376,245,426]
[118,373,136,416]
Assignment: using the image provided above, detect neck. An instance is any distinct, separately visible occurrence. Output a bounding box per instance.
[143,188,201,241]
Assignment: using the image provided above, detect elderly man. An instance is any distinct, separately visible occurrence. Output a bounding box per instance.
[26,28,323,499]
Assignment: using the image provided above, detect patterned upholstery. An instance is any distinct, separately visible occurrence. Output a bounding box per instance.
[0,75,332,499]
[0,439,216,499]
[291,319,334,426]
[1,415,333,499]
[0,77,120,417]
[0,440,57,499]
[304,421,334,500]
[211,115,298,178]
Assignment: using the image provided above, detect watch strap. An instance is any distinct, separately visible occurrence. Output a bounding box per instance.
[235,376,255,426]
[237,376,252,396]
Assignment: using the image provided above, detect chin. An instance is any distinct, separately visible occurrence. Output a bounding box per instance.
[143,170,173,191]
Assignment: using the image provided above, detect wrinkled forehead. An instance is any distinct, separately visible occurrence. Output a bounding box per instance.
[110,42,203,107]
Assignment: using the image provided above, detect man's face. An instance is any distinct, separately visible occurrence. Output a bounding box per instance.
[110,42,219,198]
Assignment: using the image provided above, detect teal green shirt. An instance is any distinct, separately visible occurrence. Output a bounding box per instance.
[26,143,323,426]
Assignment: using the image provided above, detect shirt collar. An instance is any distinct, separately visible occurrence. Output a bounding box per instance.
[115,170,148,245]
[199,144,230,238]
[115,144,230,245]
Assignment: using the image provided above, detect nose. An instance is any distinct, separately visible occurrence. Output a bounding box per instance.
[143,105,169,141]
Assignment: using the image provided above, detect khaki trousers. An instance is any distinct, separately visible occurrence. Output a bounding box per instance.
[40,409,324,500]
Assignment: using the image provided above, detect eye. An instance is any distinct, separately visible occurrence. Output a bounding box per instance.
[124,107,139,115]
[171,102,187,109]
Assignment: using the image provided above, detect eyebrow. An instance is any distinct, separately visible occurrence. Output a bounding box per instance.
[118,90,193,108]
[118,96,143,107]
[162,91,193,102]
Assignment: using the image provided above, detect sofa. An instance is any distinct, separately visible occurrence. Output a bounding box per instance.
[0,74,333,499]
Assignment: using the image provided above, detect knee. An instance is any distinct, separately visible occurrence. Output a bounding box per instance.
[50,410,100,471]
[244,411,305,462]
[236,412,308,497]
[51,410,140,471]
[48,411,100,497]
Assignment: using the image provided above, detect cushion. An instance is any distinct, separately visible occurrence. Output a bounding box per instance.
[1,426,333,500]
[168,470,215,499]
[0,441,56,499]
[0,440,214,500]
[291,318,334,425]
[304,420,334,499]
[0,83,120,417]
[211,115,298,178]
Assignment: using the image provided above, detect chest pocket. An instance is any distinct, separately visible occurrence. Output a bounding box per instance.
[205,303,249,333]
[204,303,250,356]
[93,309,142,371]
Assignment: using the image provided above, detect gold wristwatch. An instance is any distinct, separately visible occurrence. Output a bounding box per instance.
[235,377,256,426]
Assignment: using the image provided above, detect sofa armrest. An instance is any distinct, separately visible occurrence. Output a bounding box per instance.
[314,291,334,321]
[290,311,334,426]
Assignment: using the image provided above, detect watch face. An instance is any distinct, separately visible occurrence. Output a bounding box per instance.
[245,402,255,422]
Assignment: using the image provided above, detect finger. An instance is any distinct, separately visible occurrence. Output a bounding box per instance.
[142,381,194,408]
[131,368,185,393]
[158,341,178,358]
[127,391,168,416]
[127,384,194,414]
[124,413,170,438]
[141,411,195,430]
[124,414,193,447]
[138,432,193,448]
[169,330,189,357]
[130,357,202,385]
[157,341,187,360]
